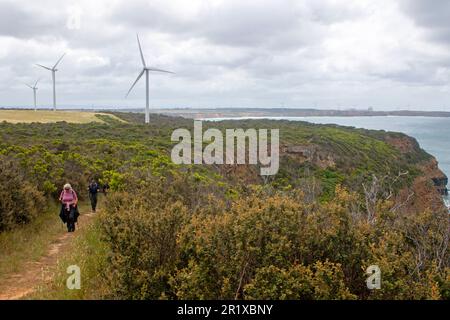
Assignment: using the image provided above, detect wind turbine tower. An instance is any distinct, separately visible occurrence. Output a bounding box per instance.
[36,53,65,111]
[126,35,174,124]
[25,79,40,111]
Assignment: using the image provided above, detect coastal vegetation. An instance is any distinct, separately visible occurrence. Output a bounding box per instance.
[0,112,448,299]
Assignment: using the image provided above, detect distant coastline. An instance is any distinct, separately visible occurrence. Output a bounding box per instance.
[134,108,450,119]
[1,107,450,119]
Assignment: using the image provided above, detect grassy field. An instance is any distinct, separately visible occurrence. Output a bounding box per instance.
[0,110,124,124]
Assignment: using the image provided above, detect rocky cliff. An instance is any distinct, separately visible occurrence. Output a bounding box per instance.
[383,133,448,200]
[209,120,449,214]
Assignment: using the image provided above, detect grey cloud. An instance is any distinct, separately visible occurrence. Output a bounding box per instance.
[110,0,336,50]
[0,1,66,39]
[401,0,450,43]
[0,0,449,110]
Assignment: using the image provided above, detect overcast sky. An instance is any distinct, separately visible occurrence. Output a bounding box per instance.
[0,0,449,110]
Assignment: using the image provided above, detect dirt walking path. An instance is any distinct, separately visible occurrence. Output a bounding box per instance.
[0,212,96,300]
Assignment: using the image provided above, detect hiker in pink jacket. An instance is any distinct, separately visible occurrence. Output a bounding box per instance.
[59,183,79,232]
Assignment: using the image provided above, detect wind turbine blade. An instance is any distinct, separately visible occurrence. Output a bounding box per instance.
[125,69,145,98]
[53,53,66,69]
[25,84,33,89]
[136,34,146,67]
[147,67,175,74]
[34,78,41,87]
[36,64,52,71]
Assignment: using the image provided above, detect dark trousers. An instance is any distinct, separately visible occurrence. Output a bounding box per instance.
[60,204,77,232]
[89,192,98,212]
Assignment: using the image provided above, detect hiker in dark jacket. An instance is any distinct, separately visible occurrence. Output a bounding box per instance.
[88,180,99,213]
[59,183,79,232]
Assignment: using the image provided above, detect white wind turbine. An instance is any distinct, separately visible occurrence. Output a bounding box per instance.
[36,53,66,111]
[126,34,174,124]
[25,78,40,111]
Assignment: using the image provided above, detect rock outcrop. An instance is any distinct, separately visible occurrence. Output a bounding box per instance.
[421,158,449,196]
[432,176,448,196]
[401,157,449,214]
[384,134,448,198]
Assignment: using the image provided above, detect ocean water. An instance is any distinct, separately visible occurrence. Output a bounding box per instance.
[207,116,450,206]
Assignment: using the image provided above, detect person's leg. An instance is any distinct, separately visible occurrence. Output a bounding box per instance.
[67,219,72,231]
[92,193,98,212]
[89,193,95,212]
[63,207,70,231]
[69,206,76,232]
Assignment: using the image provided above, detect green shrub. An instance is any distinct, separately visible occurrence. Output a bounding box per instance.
[0,156,45,230]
